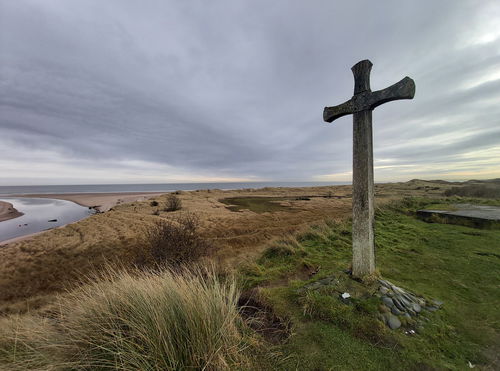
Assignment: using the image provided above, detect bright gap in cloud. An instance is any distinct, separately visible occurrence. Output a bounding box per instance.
[460,68,500,90]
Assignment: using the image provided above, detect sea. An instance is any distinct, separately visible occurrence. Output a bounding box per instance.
[0,182,347,242]
[0,181,347,196]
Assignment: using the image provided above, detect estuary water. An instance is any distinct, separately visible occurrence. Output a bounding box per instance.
[0,198,95,243]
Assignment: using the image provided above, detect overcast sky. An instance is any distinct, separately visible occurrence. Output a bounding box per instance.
[1,0,499,185]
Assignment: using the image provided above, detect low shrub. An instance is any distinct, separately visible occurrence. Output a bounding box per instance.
[150,200,159,207]
[164,194,182,212]
[144,213,213,268]
[0,268,247,370]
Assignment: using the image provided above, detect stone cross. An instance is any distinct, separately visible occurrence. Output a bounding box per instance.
[323,59,415,278]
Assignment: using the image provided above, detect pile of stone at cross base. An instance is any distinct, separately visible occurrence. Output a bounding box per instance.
[377,279,443,331]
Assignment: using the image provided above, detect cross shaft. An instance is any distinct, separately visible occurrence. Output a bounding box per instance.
[323,60,415,278]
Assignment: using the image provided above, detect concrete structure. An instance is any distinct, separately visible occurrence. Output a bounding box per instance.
[418,204,500,229]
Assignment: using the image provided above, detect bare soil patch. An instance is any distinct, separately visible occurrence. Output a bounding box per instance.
[238,289,291,344]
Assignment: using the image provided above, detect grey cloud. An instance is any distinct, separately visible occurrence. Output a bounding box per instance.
[1,0,499,184]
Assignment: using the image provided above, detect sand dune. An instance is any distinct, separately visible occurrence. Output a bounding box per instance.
[0,181,451,314]
[0,201,23,222]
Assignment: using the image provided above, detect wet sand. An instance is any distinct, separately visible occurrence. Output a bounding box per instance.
[11,192,167,212]
[0,192,166,245]
[0,201,23,222]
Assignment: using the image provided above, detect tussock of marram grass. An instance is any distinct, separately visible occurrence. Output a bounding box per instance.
[0,267,247,370]
[0,315,61,371]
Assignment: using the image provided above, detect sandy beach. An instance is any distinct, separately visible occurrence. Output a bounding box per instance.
[0,192,166,245]
[11,192,167,212]
[0,201,23,222]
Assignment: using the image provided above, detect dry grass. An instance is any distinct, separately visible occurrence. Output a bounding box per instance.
[0,181,448,314]
[0,211,156,314]
[0,267,247,370]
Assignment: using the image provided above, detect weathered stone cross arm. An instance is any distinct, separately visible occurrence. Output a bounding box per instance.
[323,61,415,123]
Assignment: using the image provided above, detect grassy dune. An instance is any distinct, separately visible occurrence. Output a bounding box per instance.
[0,268,247,370]
[1,196,498,370]
[1,184,356,313]
[0,181,454,314]
[1,181,498,369]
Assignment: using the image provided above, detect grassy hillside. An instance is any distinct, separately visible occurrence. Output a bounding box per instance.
[0,185,355,314]
[0,194,498,370]
[1,180,468,314]
[240,198,500,370]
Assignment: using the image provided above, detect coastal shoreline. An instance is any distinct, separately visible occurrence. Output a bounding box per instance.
[0,201,23,222]
[0,192,167,245]
[9,192,168,212]
[0,180,455,314]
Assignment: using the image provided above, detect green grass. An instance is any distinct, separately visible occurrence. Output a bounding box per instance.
[1,197,498,370]
[240,198,500,370]
[219,197,294,213]
[444,184,500,198]
[420,203,458,211]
